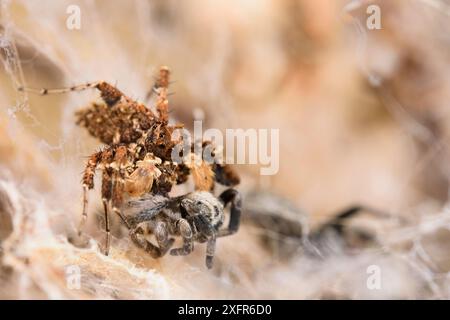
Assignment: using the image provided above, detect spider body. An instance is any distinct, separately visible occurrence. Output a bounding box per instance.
[127,189,242,269]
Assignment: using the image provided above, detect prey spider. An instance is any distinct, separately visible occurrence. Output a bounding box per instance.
[126,189,241,269]
[242,191,397,259]
[18,66,241,258]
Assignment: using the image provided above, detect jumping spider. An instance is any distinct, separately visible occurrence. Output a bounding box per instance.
[127,189,241,269]
[19,66,241,260]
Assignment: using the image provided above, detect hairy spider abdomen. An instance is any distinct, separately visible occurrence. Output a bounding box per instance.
[75,99,157,145]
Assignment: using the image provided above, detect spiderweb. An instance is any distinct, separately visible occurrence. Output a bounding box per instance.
[1,0,450,299]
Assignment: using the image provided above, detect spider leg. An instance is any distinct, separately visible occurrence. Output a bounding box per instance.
[111,171,130,229]
[129,226,162,258]
[189,215,217,268]
[113,207,130,229]
[101,168,113,256]
[213,164,240,187]
[205,232,217,269]
[129,222,174,258]
[18,81,124,107]
[313,205,392,237]
[156,90,169,123]
[170,218,194,256]
[18,82,100,95]
[79,151,102,236]
[144,87,156,102]
[217,188,242,237]
[154,66,171,122]
[102,198,111,256]
[154,221,175,256]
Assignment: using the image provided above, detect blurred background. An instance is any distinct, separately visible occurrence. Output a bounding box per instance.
[1,0,450,299]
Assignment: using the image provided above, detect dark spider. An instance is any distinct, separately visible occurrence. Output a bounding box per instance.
[126,189,242,269]
[242,191,394,259]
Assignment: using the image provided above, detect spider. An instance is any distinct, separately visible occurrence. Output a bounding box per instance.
[18,66,240,256]
[126,189,242,269]
[242,191,395,259]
